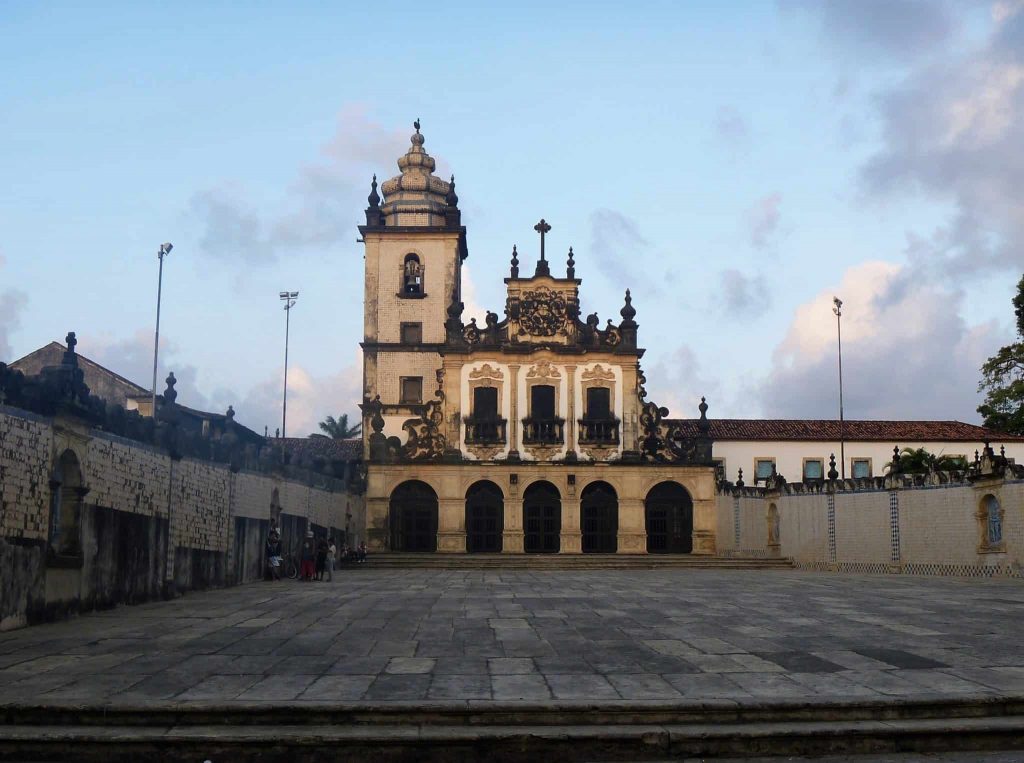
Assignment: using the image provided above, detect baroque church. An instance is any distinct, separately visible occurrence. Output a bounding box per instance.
[359,122,716,555]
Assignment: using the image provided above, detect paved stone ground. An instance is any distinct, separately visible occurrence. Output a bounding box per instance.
[1,569,1023,704]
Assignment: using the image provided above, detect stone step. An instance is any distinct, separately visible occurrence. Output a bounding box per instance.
[355,553,794,569]
[3,713,1024,762]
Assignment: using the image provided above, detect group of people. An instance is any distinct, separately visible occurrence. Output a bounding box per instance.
[264,525,366,582]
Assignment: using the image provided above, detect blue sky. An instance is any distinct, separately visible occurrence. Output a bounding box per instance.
[2,1,1023,435]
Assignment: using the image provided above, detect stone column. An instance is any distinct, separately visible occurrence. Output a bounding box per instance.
[691,498,717,555]
[507,364,520,459]
[566,365,577,458]
[437,497,466,553]
[503,477,524,553]
[561,476,582,553]
[617,497,647,553]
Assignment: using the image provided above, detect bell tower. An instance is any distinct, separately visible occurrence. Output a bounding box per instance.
[359,121,467,445]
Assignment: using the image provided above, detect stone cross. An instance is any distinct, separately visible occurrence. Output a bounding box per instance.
[65,332,77,353]
[534,219,551,262]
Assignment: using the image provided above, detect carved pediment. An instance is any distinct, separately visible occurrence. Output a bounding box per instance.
[469,363,504,381]
[581,363,615,382]
[526,360,562,381]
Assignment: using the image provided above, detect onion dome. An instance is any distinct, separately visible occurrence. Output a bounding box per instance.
[380,120,453,226]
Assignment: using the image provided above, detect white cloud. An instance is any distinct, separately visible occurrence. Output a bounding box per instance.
[757,260,1002,421]
[747,192,783,250]
[190,104,411,263]
[719,268,771,317]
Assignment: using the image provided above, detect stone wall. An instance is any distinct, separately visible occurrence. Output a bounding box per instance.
[0,406,362,631]
[716,475,1024,577]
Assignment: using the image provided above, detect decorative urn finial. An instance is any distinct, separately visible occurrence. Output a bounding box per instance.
[736,467,744,488]
[367,174,380,208]
[828,453,839,480]
[567,246,575,279]
[510,244,519,278]
[163,372,178,405]
[445,174,459,207]
[620,289,637,323]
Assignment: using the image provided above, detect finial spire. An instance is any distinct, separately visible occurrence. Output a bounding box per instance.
[367,174,380,209]
[414,118,421,133]
[445,174,459,207]
[567,246,575,279]
[510,244,520,278]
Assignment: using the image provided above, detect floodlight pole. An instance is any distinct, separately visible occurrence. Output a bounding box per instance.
[280,291,299,438]
[151,243,173,416]
[833,296,845,479]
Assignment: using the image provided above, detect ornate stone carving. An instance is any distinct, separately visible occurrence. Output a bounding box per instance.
[401,394,446,461]
[469,363,504,381]
[638,396,714,465]
[581,364,615,382]
[526,360,562,381]
[519,286,567,337]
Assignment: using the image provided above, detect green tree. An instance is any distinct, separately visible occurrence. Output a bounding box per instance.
[312,413,362,440]
[977,274,1024,434]
[887,447,968,474]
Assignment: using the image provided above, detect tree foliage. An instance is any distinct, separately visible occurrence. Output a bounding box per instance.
[313,413,361,440]
[887,447,968,474]
[977,274,1024,435]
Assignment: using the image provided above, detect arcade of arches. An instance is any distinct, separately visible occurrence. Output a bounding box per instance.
[374,465,713,554]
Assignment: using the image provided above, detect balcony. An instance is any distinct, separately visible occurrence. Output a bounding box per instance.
[464,416,507,445]
[578,417,620,445]
[522,416,565,445]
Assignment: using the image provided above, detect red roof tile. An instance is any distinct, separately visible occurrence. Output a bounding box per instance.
[665,419,1024,442]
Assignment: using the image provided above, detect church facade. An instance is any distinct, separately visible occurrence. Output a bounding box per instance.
[358,123,716,554]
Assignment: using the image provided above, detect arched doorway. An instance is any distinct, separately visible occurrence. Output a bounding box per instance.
[581,481,618,553]
[645,482,693,553]
[49,449,85,557]
[466,481,503,553]
[389,481,438,552]
[524,481,560,553]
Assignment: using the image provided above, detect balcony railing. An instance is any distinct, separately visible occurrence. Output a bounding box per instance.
[522,416,565,445]
[464,416,507,445]
[578,417,620,445]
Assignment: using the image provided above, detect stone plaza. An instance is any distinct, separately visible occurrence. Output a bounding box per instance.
[2,568,1023,703]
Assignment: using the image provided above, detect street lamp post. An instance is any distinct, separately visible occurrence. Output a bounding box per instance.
[151,242,173,416]
[280,291,299,438]
[833,296,845,479]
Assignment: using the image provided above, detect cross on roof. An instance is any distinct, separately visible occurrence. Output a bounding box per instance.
[534,219,551,262]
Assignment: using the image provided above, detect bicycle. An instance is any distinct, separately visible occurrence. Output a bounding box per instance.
[282,552,299,580]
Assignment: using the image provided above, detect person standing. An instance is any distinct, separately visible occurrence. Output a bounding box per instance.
[315,536,328,581]
[326,538,337,581]
[357,541,367,563]
[266,530,282,581]
[300,530,316,581]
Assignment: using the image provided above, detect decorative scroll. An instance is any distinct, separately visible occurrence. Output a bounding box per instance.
[519,287,567,337]
[402,394,446,460]
[638,397,714,465]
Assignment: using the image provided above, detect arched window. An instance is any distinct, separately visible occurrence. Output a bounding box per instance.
[49,449,86,558]
[403,253,423,295]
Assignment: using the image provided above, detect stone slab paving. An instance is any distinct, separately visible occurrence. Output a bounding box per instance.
[1,569,1023,704]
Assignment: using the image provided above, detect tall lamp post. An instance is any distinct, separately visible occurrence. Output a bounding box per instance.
[151,242,173,416]
[280,291,299,438]
[833,296,845,479]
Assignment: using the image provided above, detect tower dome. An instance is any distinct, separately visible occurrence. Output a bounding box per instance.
[380,120,453,227]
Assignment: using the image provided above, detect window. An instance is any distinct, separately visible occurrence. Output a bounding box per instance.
[473,386,499,419]
[755,458,775,481]
[712,458,727,482]
[852,458,872,478]
[402,253,424,295]
[531,385,556,420]
[400,322,422,345]
[803,458,824,481]
[585,387,611,419]
[400,377,422,404]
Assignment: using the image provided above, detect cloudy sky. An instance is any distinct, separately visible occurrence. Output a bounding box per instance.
[2,1,1023,435]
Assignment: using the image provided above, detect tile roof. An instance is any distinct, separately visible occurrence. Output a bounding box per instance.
[278,437,362,462]
[665,419,1024,443]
